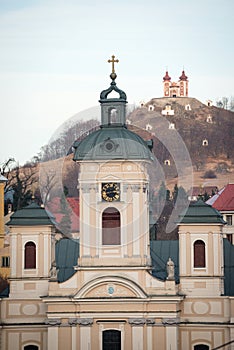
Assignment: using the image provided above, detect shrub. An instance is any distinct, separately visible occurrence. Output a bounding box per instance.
[202,170,217,179]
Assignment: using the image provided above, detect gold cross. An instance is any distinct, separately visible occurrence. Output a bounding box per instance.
[108,55,119,74]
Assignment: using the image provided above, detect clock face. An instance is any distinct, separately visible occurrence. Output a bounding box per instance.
[102,183,120,202]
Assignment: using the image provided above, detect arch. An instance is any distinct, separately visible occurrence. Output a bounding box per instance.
[103,329,121,350]
[24,345,39,350]
[194,240,206,268]
[194,345,209,350]
[148,105,154,112]
[202,139,208,146]
[74,275,147,299]
[145,123,152,131]
[102,207,120,245]
[24,241,36,269]
[108,107,118,124]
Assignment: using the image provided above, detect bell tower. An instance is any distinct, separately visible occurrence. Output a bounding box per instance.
[73,55,154,268]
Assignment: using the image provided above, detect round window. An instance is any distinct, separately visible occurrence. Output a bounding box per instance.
[105,141,114,151]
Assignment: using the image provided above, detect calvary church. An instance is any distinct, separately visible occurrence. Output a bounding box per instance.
[2,58,234,350]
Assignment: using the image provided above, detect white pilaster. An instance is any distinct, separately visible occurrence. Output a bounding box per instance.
[82,192,90,256]
[179,233,186,275]
[11,234,17,277]
[44,233,49,276]
[48,326,58,350]
[132,326,143,350]
[132,192,140,256]
[80,326,91,350]
[72,326,77,350]
[166,326,178,350]
[147,326,152,350]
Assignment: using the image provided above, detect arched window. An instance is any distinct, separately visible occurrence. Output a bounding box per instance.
[103,330,121,350]
[194,345,209,350]
[24,346,39,350]
[102,208,120,245]
[24,242,36,269]
[108,108,118,124]
[194,240,206,268]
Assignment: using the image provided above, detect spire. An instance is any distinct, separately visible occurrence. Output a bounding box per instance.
[99,54,127,101]
[163,70,171,81]
[179,70,188,81]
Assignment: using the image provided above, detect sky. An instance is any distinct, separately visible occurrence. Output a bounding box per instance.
[0,0,233,165]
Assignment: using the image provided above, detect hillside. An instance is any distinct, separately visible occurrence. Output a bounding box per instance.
[126,97,234,190]
[5,97,234,213]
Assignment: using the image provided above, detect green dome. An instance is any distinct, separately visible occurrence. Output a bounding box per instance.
[73,69,153,161]
[7,202,56,226]
[73,125,153,161]
[178,199,226,224]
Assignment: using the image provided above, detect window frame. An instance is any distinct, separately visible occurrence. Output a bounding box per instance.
[1,256,10,267]
[193,239,206,268]
[24,241,36,269]
[102,207,121,246]
[226,214,233,226]
[102,329,121,350]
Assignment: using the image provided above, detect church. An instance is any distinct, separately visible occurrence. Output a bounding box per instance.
[1,57,234,350]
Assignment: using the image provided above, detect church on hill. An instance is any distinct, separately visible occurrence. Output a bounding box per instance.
[163,70,189,98]
[1,58,234,350]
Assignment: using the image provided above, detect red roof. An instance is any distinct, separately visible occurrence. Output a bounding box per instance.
[46,197,80,232]
[163,71,171,81]
[179,70,188,81]
[207,184,234,211]
[190,186,218,196]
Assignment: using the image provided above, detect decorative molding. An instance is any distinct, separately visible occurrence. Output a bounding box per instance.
[132,185,141,192]
[45,318,61,326]
[68,318,93,326]
[77,318,93,326]
[162,317,180,325]
[146,318,155,325]
[128,318,146,326]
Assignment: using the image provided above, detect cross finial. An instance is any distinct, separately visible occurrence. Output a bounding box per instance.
[108,55,119,74]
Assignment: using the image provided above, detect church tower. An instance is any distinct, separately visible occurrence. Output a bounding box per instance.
[163,69,189,97]
[73,55,154,268]
[44,57,181,350]
[178,70,188,97]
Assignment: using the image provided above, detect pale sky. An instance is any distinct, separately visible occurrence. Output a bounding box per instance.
[0,0,233,165]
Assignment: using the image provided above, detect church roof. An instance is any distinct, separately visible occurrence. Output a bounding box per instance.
[178,199,226,224]
[206,184,234,211]
[150,240,179,283]
[73,63,153,162]
[223,238,234,296]
[163,71,171,81]
[7,202,56,226]
[73,126,154,161]
[179,70,188,81]
[56,237,79,283]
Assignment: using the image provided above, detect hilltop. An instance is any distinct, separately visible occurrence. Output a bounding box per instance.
[127,97,234,190]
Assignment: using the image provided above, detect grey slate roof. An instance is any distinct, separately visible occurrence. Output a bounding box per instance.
[7,202,56,226]
[178,199,226,224]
